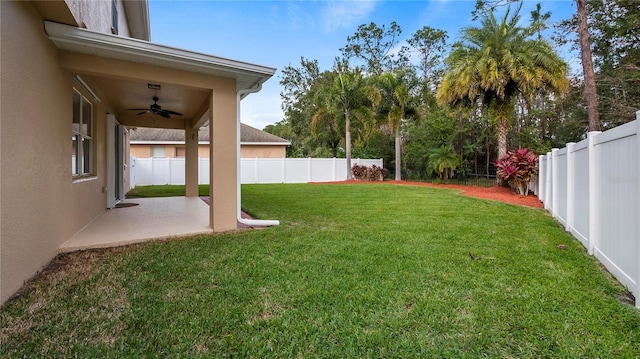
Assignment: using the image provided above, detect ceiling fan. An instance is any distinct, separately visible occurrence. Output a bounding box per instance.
[129,96,182,118]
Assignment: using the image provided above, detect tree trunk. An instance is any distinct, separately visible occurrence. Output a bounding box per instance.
[345,109,353,180]
[497,116,508,161]
[395,125,401,181]
[575,0,601,131]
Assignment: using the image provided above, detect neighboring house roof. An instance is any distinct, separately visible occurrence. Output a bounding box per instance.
[130,124,291,145]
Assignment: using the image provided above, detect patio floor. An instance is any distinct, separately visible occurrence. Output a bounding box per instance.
[60,197,213,252]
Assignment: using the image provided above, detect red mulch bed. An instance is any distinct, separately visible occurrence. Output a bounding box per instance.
[312,180,544,209]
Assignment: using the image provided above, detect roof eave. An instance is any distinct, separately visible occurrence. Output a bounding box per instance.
[44,21,276,91]
[241,142,292,146]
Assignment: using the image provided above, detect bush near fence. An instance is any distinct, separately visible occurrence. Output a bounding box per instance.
[539,113,640,308]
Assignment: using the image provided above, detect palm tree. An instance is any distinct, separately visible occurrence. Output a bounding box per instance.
[428,144,460,181]
[312,59,377,180]
[373,70,415,180]
[437,5,568,160]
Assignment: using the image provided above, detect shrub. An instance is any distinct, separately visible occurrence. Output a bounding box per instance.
[496,148,538,195]
[352,164,387,181]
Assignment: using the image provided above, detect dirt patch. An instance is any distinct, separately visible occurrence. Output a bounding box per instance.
[312,180,544,209]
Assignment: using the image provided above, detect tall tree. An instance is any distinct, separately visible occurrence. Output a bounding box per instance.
[312,59,377,179]
[581,0,639,127]
[437,4,569,160]
[575,0,600,131]
[405,26,448,112]
[372,70,416,180]
[341,22,404,75]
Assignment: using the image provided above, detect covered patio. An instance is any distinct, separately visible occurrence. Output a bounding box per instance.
[60,197,264,252]
[45,21,277,234]
[60,197,211,252]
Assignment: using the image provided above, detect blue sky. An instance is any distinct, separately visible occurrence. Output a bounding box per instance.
[149,0,577,130]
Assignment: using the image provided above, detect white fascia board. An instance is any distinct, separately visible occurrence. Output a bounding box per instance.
[241,142,291,146]
[44,21,276,84]
[131,141,211,145]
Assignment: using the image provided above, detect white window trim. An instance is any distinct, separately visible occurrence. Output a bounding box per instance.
[72,88,94,178]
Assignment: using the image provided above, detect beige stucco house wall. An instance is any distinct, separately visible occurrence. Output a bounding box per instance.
[129,124,290,159]
[0,0,275,305]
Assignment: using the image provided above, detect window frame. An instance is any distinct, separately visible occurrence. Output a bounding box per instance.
[72,89,94,178]
[151,146,166,158]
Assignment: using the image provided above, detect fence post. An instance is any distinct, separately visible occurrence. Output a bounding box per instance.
[636,112,640,308]
[566,143,576,232]
[282,157,286,183]
[254,157,259,184]
[308,157,312,182]
[587,131,601,256]
[544,151,552,210]
[551,148,559,218]
[332,157,337,181]
[169,157,173,185]
[538,155,545,202]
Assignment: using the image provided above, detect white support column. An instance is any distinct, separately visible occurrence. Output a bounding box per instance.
[587,131,601,256]
[566,143,576,232]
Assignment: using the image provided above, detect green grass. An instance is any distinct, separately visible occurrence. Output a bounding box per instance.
[2,183,639,357]
[126,184,209,198]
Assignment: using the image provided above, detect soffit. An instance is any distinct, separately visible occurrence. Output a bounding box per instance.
[90,77,209,121]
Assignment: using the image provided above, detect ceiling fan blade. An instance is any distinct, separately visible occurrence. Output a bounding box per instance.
[163,110,183,116]
[137,111,150,115]
[157,111,171,118]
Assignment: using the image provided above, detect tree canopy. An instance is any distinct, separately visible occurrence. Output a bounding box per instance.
[267,0,638,181]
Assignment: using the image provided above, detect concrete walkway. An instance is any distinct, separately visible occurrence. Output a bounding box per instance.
[60,197,212,252]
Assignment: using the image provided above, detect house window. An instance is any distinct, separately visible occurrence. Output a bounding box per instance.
[111,0,119,35]
[72,90,93,176]
[151,146,165,158]
[175,147,186,157]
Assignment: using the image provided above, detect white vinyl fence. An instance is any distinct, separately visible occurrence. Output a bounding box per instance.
[130,157,383,187]
[539,113,640,308]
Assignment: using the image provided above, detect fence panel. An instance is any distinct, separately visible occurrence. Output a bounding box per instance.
[311,159,338,182]
[257,158,285,184]
[284,159,312,183]
[569,140,590,246]
[539,115,640,308]
[134,157,383,186]
[553,148,568,225]
[593,121,639,294]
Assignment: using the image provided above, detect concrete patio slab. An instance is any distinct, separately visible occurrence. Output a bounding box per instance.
[60,197,213,252]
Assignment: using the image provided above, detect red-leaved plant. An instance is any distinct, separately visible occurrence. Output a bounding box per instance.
[496,148,538,195]
[352,164,387,181]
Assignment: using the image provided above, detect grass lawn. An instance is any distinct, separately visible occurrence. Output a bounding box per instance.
[2,183,639,357]
[126,184,209,198]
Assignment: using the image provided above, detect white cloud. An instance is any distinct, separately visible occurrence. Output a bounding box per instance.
[240,83,284,130]
[322,0,377,32]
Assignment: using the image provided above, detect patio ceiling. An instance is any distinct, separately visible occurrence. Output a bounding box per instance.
[45,21,276,130]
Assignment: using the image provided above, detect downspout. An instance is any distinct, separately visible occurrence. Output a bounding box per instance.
[236,84,280,227]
